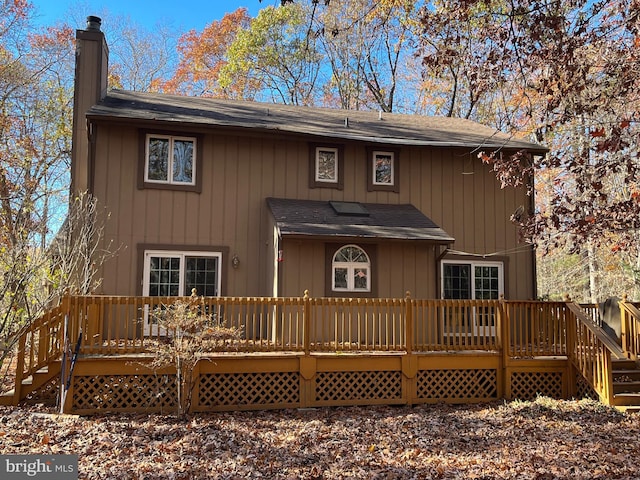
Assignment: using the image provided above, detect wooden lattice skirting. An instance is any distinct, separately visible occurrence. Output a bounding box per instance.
[62,353,578,414]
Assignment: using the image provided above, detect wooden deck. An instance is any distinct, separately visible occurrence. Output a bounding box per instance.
[3,294,640,414]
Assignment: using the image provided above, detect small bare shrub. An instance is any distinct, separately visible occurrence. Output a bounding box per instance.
[148,294,240,417]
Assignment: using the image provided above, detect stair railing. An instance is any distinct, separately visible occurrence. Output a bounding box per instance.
[566,303,617,405]
[619,297,640,361]
[12,297,68,403]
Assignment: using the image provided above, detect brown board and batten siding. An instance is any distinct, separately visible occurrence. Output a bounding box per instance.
[91,120,534,299]
[73,24,545,301]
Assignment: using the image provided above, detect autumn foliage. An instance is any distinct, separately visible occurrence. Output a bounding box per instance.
[151,8,251,97]
[418,0,640,256]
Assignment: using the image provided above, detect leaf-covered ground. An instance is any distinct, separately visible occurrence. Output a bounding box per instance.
[1,398,639,479]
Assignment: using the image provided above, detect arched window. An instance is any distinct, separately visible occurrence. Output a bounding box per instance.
[332,245,370,292]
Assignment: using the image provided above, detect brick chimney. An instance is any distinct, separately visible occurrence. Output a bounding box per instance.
[71,16,109,195]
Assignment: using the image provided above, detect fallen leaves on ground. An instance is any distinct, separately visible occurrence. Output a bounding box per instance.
[1,398,639,479]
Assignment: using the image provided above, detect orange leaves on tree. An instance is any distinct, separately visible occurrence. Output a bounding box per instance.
[154,8,251,97]
[5,0,29,20]
[28,26,74,49]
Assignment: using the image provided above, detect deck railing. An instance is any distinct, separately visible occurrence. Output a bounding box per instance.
[566,303,617,404]
[50,294,574,357]
[504,301,569,357]
[620,300,640,361]
[9,293,636,408]
[12,301,66,401]
[412,299,501,351]
[579,303,601,327]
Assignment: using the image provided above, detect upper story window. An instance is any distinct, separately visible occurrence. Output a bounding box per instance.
[139,131,203,192]
[316,147,338,183]
[146,134,196,185]
[332,244,370,292]
[373,151,394,185]
[367,147,399,192]
[309,143,344,189]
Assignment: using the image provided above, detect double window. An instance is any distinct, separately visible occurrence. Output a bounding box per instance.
[139,131,202,192]
[441,260,504,335]
[441,261,503,300]
[145,134,196,185]
[142,250,222,297]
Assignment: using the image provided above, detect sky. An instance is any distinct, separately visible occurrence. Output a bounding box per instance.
[29,0,278,32]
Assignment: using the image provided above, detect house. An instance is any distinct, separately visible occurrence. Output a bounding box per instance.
[5,16,638,414]
[72,17,546,310]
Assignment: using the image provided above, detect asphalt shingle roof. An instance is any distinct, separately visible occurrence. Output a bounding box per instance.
[266,198,454,243]
[88,89,547,153]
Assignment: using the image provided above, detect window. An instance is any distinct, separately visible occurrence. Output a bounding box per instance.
[441,261,503,300]
[332,245,370,292]
[373,151,394,185]
[316,147,338,183]
[441,260,504,335]
[145,134,196,185]
[143,250,222,297]
[309,143,344,189]
[139,131,202,192]
[367,147,399,192]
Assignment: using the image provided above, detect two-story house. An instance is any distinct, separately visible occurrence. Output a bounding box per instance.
[72,17,546,319]
[14,16,638,415]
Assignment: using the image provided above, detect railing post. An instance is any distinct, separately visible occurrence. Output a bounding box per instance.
[405,291,413,355]
[603,348,615,405]
[620,294,630,359]
[499,295,510,399]
[303,290,310,355]
[60,295,71,354]
[565,302,578,399]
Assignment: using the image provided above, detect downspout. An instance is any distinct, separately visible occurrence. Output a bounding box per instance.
[529,164,538,300]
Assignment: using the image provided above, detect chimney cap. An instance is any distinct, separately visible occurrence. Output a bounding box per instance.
[86,16,102,32]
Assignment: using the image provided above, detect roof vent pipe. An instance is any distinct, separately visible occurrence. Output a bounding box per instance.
[344,117,349,127]
[86,16,102,32]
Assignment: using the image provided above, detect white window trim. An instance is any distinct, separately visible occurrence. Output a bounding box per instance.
[332,244,371,292]
[315,147,339,183]
[144,134,197,186]
[372,150,395,186]
[142,250,222,297]
[440,259,504,299]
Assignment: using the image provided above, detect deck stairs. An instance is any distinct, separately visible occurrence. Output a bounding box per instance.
[576,303,640,412]
[0,360,61,406]
[611,356,640,412]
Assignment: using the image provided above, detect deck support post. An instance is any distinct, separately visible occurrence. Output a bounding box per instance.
[499,296,510,400]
